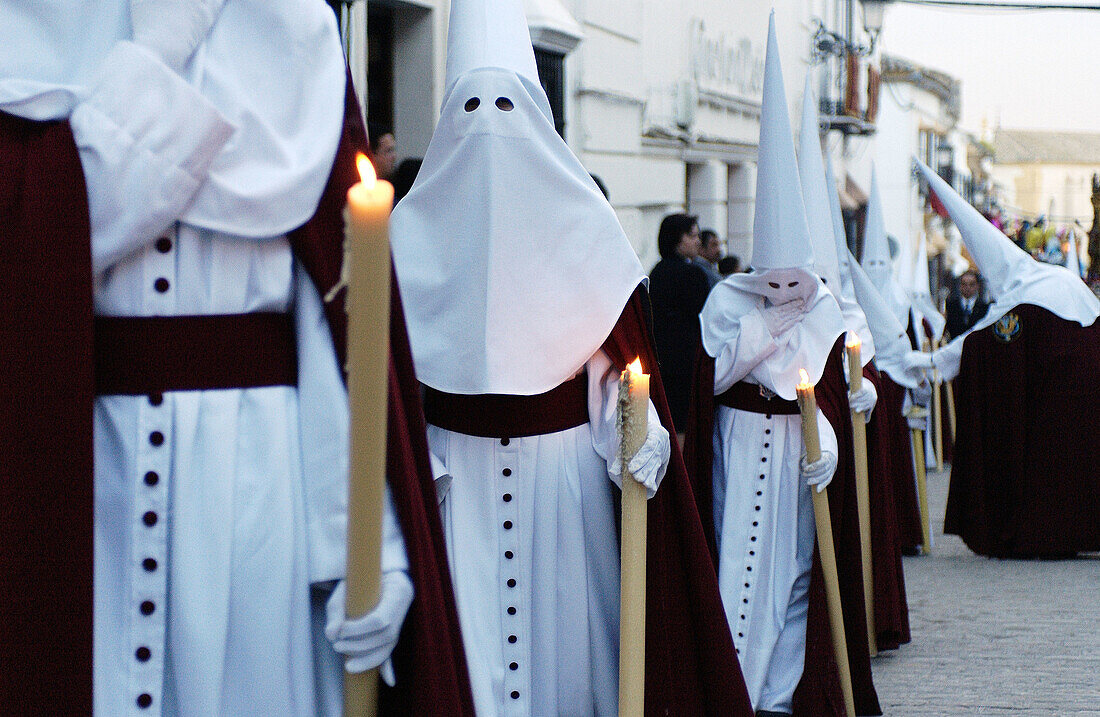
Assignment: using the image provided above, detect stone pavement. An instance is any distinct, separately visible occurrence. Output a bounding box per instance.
[870,464,1100,716]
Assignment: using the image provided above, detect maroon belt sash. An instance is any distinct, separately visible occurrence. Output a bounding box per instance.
[423,372,589,438]
[716,380,800,415]
[95,312,297,396]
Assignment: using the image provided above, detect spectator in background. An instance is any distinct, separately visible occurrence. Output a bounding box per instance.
[943,269,989,340]
[649,213,710,440]
[391,158,423,206]
[1025,217,1052,256]
[589,173,610,200]
[693,229,725,288]
[368,123,397,180]
[1014,219,1031,252]
[718,255,742,276]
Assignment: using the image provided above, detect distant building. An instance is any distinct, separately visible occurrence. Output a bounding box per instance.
[990,129,1100,226]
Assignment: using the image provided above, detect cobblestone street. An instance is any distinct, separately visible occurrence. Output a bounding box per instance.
[872,465,1100,715]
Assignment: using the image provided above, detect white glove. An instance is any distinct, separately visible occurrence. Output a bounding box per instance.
[848,380,877,419]
[610,422,671,499]
[325,572,414,686]
[759,299,805,338]
[903,350,934,375]
[800,451,837,493]
[131,0,228,72]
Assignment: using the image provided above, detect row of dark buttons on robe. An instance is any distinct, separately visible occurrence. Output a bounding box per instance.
[153,235,173,295]
[736,414,773,654]
[136,388,167,709]
[500,438,522,702]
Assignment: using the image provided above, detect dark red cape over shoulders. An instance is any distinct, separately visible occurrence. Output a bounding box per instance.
[945,304,1100,558]
[863,365,911,650]
[0,111,96,714]
[602,289,754,716]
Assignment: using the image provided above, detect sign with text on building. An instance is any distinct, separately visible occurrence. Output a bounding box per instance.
[689,18,765,105]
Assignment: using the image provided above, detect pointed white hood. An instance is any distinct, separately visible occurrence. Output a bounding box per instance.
[916,160,1098,337]
[391,0,645,395]
[800,77,875,364]
[700,13,845,400]
[861,167,912,329]
[848,251,925,389]
[899,229,947,342]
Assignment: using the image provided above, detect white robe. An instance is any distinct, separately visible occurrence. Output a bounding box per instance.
[93,227,349,716]
[21,34,401,716]
[710,316,838,714]
[428,351,660,716]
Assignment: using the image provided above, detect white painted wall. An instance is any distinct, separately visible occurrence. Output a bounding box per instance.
[367,0,849,268]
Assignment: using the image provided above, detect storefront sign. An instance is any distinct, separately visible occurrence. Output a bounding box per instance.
[689,18,764,101]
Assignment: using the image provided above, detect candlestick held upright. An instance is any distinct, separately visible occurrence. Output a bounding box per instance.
[797,370,855,717]
[343,154,394,717]
[845,336,876,657]
[617,359,648,717]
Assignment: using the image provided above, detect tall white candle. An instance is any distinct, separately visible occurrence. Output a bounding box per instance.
[344,153,393,717]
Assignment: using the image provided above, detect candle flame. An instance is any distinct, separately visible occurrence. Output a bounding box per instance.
[798,368,811,388]
[355,153,377,187]
[627,357,644,375]
[846,332,862,350]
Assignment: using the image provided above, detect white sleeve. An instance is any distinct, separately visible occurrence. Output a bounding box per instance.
[586,351,665,483]
[587,350,624,468]
[712,310,781,394]
[931,337,964,382]
[70,41,235,273]
[294,263,349,584]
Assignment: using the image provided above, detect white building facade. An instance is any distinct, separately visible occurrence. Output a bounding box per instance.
[339,0,894,269]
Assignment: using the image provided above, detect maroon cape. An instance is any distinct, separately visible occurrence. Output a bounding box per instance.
[0,111,95,714]
[873,371,922,553]
[601,289,754,715]
[863,366,911,651]
[685,336,882,716]
[0,79,473,713]
[944,304,1100,558]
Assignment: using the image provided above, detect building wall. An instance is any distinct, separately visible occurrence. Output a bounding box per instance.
[990,162,1100,226]
[568,0,816,268]
[363,0,836,270]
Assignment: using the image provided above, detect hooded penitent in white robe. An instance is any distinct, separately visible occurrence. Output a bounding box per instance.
[915,161,1100,381]
[862,168,913,333]
[0,3,389,714]
[698,15,843,712]
[390,0,669,713]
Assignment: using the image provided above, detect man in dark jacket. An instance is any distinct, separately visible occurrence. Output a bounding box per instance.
[943,269,989,340]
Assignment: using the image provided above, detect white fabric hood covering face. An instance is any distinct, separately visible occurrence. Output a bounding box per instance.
[700,13,845,400]
[916,160,1099,334]
[862,168,912,329]
[391,0,644,396]
[848,251,925,389]
[800,78,875,364]
[0,1,346,237]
